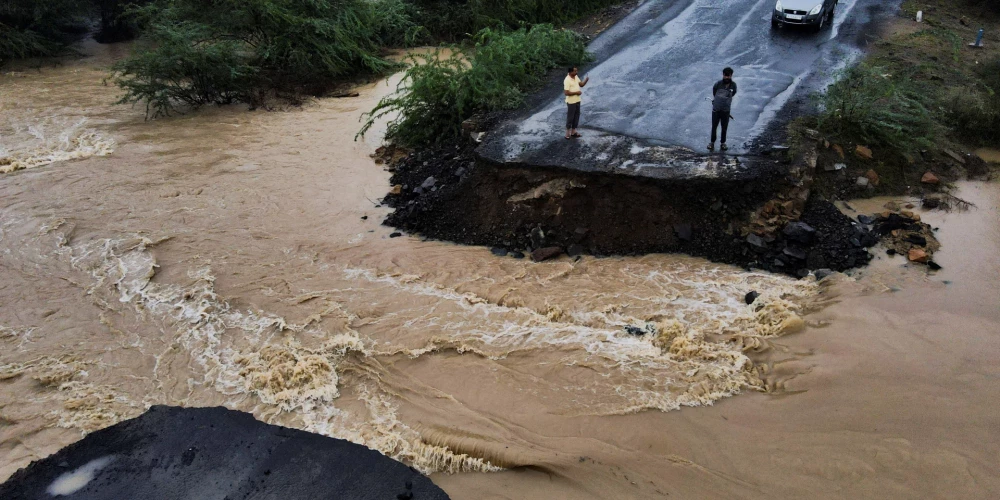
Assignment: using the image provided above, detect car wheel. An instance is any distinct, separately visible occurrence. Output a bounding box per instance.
[827,7,835,23]
[771,19,780,29]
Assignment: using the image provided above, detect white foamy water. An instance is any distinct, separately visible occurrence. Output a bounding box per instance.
[0,113,115,173]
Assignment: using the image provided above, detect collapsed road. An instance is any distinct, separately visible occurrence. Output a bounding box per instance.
[478,0,899,178]
[383,0,902,276]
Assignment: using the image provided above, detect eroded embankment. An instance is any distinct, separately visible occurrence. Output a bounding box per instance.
[381,144,875,277]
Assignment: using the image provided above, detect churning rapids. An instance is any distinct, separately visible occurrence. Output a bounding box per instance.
[2,43,999,498]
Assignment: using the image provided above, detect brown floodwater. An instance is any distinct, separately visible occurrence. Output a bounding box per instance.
[1,44,998,498]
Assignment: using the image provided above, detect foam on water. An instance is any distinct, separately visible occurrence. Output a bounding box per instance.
[343,264,819,414]
[0,113,115,173]
[56,234,497,474]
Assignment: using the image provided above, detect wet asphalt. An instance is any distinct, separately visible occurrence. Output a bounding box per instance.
[478,0,901,180]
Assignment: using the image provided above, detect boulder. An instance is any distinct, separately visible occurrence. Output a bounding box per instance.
[673,224,693,241]
[855,145,873,160]
[921,172,940,185]
[567,244,585,258]
[530,227,546,249]
[747,233,768,251]
[531,247,564,262]
[390,185,403,195]
[833,144,845,159]
[922,196,941,209]
[814,268,835,281]
[783,222,817,244]
[943,148,966,164]
[421,176,437,189]
[905,234,928,246]
[908,248,930,263]
[866,169,880,186]
[745,291,760,305]
[783,245,808,261]
[856,176,870,188]
[490,247,509,257]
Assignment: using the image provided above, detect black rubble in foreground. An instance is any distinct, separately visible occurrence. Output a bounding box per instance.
[0,406,449,500]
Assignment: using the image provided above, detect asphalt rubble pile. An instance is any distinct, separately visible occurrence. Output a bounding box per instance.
[864,201,942,269]
[743,199,876,277]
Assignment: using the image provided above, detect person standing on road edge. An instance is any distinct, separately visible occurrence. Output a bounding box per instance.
[709,67,737,151]
[564,67,589,139]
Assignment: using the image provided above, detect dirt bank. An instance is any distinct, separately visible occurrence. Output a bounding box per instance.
[381,144,875,277]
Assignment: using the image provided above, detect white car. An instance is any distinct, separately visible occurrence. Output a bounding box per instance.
[772,0,838,31]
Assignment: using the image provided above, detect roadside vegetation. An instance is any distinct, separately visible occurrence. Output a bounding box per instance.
[3,0,626,120]
[359,25,591,146]
[803,0,1000,196]
[110,0,422,117]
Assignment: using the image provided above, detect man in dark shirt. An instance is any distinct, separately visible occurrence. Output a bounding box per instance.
[708,67,737,152]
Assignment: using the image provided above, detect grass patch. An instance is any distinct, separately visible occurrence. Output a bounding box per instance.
[359,24,591,147]
[805,0,1000,196]
[817,63,939,151]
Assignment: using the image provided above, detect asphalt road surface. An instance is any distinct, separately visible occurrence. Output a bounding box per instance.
[0,407,450,500]
[478,0,900,180]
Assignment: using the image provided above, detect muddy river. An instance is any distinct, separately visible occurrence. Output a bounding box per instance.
[1,44,998,498]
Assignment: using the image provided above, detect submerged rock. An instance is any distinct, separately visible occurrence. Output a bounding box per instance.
[531,247,563,262]
[745,291,760,305]
[908,248,930,263]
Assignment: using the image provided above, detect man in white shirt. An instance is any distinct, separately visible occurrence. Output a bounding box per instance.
[564,67,590,139]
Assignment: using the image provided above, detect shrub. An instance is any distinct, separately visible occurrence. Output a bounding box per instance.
[111,0,422,117]
[360,24,590,146]
[817,63,939,150]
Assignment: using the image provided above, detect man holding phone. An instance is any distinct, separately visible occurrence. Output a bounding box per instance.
[564,67,590,139]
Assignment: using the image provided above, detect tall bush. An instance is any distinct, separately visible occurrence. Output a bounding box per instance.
[817,63,938,150]
[111,0,422,117]
[360,24,591,146]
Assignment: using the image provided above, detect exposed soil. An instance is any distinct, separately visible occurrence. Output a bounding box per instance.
[381,144,877,277]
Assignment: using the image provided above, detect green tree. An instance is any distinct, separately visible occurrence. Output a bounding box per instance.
[111,0,423,117]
